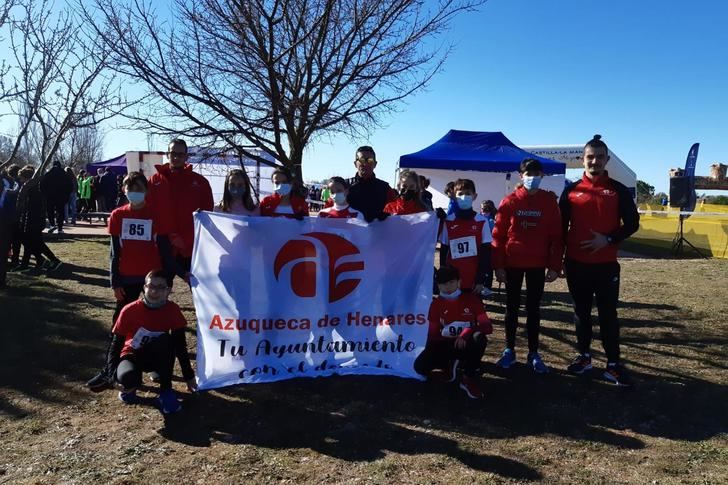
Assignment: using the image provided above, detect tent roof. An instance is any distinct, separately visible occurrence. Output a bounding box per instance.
[88,154,127,168]
[399,130,566,175]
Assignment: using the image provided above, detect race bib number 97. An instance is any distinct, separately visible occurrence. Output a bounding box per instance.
[450,236,477,259]
[121,218,152,241]
[130,327,165,349]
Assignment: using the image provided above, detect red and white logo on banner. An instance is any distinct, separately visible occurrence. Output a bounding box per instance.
[273,232,364,303]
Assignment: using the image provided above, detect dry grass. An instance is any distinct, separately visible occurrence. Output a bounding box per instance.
[1,237,727,484]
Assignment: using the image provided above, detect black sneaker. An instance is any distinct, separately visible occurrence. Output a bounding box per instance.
[86,370,114,392]
[603,364,634,388]
[566,354,593,375]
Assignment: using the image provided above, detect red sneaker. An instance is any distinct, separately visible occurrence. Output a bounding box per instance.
[459,375,484,399]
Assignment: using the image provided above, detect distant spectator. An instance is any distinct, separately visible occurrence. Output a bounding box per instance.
[65,167,78,225]
[16,166,62,271]
[41,160,73,234]
[419,175,434,211]
[99,167,118,212]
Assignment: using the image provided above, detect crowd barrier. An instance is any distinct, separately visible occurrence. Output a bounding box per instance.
[633,204,728,258]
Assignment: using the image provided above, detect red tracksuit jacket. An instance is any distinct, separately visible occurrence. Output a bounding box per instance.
[427,292,493,343]
[259,193,310,218]
[559,172,640,264]
[146,163,214,258]
[491,186,563,271]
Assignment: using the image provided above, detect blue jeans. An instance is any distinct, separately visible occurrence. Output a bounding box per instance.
[65,193,78,224]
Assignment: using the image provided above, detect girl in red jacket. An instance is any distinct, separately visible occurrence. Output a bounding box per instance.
[491,158,563,374]
[383,169,428,215]
[260,168,309,219]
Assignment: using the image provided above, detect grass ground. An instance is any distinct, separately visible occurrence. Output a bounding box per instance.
[1,237,727,484]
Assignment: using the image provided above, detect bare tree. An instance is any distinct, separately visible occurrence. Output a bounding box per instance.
[0,0,19,105]
[59,125,105,171]
[84,0,484,179]
[0,0,126,175]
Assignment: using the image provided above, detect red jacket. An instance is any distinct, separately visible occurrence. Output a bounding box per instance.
[559,172,640,264]
[146,163,214,258]
[383,198,427,215]
[492,187,563,271]
[259,193,310,218]
[427,292,493,342]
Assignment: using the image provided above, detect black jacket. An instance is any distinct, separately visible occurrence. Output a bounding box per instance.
[41,166,73,202]
[347,173,395,222]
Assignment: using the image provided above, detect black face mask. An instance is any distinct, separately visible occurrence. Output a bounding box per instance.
[400,188,417,201]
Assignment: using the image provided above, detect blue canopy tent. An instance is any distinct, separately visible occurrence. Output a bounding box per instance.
[86,154,127,176]
[399,130,566,207]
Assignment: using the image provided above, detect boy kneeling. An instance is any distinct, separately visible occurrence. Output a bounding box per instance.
[107,269,196,413]
[415,266,492,399]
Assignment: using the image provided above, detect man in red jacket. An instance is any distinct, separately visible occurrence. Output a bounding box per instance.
[147,139,214,281]
[560,135,639,387]
[491,158,563,374]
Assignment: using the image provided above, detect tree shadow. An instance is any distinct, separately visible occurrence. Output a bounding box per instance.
[0,279,111,417]
[158,376,543,481]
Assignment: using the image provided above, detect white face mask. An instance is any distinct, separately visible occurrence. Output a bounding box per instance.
[439,288,462,300]
[332,192,347,206]
[274,183,292,196]
[522,176,542,190]
[456,195,473,210]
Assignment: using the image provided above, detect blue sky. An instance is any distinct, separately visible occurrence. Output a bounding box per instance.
[3,0,727,194]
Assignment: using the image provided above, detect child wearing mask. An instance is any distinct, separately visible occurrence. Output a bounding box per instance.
[492,158,563,374]
[215,169,260,215]
[317,176,365,220]
[438,178,492,293]
[86,172,180,392]
[107,269,196,414]
[415,265,492,399]
[260,168,309,219]
[383,169,428,215]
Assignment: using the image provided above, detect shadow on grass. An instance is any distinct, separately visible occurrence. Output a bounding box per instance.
[0,277,110,417]
[2,260,727,481]
[159,376,543,481]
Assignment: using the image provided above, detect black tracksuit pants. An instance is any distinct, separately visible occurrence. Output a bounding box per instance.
[504,268,545,353]
[565,259,621,363]
[116,333,175,391]
[415,334,488,378]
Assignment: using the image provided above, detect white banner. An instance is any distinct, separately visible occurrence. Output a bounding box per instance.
[190,211,438,390]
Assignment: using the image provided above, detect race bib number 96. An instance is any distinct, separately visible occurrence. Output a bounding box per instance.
[130,327,165,349]
[121,218,152,241]
[450,236,477,259]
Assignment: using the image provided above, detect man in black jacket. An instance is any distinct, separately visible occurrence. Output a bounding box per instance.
[346,146,397,222]
[41,161,73,234]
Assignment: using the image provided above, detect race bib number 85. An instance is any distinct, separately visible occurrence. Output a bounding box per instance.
[450,236,477,259]
[121,218,152,241]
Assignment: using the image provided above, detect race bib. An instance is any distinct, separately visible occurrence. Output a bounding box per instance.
[130,327,165,349]
[441,320,470,338]
[121,218,152,241]
[450,236,477,259]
